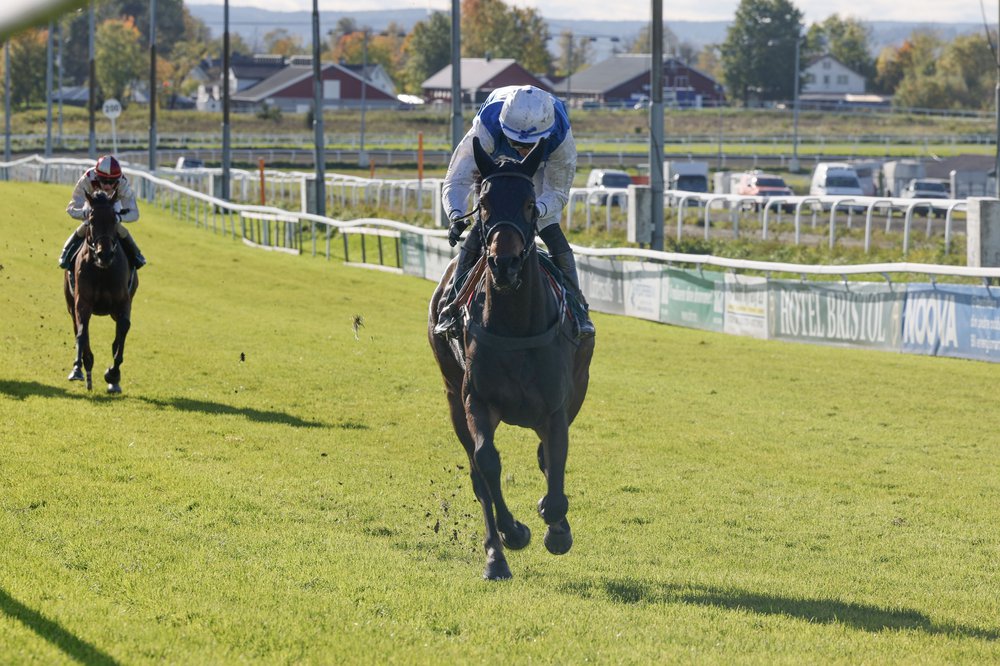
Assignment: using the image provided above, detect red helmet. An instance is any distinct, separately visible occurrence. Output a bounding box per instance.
[94,155,122,180]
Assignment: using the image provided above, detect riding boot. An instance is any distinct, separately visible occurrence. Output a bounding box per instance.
[59,232,85,270]
[434,229,483,338]
[551,250,596,339]
[120,234,146,270]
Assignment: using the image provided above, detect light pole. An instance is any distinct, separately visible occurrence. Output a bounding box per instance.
[87,0,95,159]
[359,28,369,167]
[45,21,53,157]
[149,0,157,171]
[222,0,231,199]
[790,34,801,173]
[716,83,723,168]
[310,0,326,217]
[4,40,10,163]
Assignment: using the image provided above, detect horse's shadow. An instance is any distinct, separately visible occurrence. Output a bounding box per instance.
[0,379,335,429]
[0,587,121,665]
[0,379,82,401]
[562,579,999,641]
[138,396,333,429]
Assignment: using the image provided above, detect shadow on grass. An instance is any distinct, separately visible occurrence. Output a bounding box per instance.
[0,588,121,665]
[139,395,337,429]
[0,379,86,401]
[561,579,998,641]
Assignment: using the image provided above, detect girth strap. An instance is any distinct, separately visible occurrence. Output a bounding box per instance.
[467,319,560,351]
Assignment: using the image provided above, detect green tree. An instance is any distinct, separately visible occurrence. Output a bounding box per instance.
[399,11,451,94]
[555,30,596,78]
[721,0,804,105]
[460,0,551,75]
[8,27,48,109]
[95,17,143,105]
[892,31,993,110]
[263,28,305,56]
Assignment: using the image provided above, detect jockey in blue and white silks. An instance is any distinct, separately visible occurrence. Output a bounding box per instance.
[437,85,594,339]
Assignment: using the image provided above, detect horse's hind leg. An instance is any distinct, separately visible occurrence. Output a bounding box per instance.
[104,314,131,393]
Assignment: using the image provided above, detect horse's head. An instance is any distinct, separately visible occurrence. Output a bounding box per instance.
[84,190,120,269]
[473,136,545,292]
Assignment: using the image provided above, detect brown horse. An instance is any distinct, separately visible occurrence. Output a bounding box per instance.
[428,137,595,580]
[64,191,138,393]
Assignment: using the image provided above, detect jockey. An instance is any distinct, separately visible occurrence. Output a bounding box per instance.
[436,85,594,339]
[59,154,146,271]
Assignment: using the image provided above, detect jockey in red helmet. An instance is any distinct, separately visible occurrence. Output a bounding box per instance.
[59,155,146,270]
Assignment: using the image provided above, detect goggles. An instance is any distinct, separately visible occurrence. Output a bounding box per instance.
[507,136,536,151]
[98,177,119,186]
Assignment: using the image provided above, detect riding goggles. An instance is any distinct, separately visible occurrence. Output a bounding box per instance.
[98,177,119,186]
[507,136,536,151]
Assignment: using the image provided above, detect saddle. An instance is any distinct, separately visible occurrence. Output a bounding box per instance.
[445,249,577,346]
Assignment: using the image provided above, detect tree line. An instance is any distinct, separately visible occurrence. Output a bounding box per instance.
[1,0,995,112]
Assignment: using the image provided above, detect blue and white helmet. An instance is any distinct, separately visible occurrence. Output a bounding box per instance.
[498,86,555,144]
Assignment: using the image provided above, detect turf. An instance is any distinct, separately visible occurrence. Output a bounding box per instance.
[1,181,998,664]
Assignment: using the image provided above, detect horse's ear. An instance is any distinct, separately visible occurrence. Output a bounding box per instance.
[472,136,495,177]
[520,137,546,176]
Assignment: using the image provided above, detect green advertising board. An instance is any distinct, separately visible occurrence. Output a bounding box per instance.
[400,232,426,278]
[660,268,725,332]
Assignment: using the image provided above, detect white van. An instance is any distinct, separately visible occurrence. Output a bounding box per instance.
[810,162,864,198]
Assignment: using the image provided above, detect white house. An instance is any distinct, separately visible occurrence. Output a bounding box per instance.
[802,54,865,95]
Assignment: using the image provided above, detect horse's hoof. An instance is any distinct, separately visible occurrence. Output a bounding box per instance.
[85,377,93,391]
[499,521,531,551]
[544,519,573,555]
[483,558,512,581]
[68,369,84,381]
[107,384,122,394]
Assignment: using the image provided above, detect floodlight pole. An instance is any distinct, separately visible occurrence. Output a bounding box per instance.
[149,0,157,170]
[311,0,326,217]
[222,0,231,200]
[88,0,95,159]
[649,0,664,251]
[450,0,462,151]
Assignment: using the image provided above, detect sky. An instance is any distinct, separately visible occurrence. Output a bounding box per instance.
[184,0,996,25]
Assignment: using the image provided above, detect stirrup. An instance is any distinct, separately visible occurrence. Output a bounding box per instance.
[434,305,462,338]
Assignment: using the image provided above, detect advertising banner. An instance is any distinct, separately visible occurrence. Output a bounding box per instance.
[622,260,663,322]
[579,256,626,316]
[661,268,725,332]
[724,273,769,339]
[769,281,903,350]
[902,284,1000,362]
[400,232,426,278]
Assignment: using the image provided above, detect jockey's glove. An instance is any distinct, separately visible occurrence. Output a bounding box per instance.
[448,215,469,247]
[116,209,131,223]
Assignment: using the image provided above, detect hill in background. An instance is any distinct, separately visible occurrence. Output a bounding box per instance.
[187,4,992,59]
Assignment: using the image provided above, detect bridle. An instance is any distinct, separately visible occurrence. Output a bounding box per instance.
[85,205,120,266]
[478,170,538,269]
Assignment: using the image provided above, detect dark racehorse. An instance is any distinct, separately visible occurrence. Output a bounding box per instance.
[64,191,138,393]
[428,137,595,580]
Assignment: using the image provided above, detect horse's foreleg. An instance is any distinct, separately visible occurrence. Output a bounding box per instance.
[74,303,94,390]
[466,397,532,580]
[105,313,131,393]
[536,411,573,555]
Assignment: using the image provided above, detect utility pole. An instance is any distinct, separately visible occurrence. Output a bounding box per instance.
[45,21,53,157]
[311,0,326,216]
[56,21,64,147]
[359,29,368,167]
[149,0,157,170]
[450,0,462,151]
[649,2,664,251]
[222,0,231,200]
[791,35,801,173]
[4,40,10,163]
[88,0,96,159]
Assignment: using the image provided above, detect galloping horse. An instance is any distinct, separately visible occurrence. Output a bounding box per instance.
[428,137,595,580]
[64,191,138,393]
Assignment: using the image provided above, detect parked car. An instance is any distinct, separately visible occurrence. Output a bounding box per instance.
[901,177,951,216]
[735,170,795,211]
[810,162,865,211]
[175,156,205,170]
[585,169,632,205]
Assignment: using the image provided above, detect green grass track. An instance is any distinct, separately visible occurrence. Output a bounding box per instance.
[1,182,999,663]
